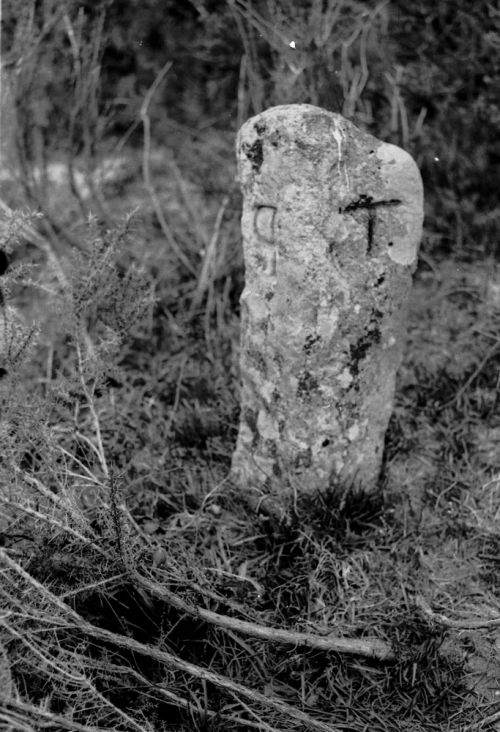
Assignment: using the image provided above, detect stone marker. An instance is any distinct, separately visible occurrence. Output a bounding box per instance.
[231,104,423,512]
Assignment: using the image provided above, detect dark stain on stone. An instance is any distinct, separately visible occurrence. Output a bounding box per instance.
[243,139,264,172]
[349,327,380,379]
[244,407,259,448]
[265,290,274,301]
[255,121,267,135]
[349,339,369,377]
[272,389,281,404]
[294,137,310,151]
[367,308,384,337]
[297,370,319,399]
[322,438,330,447]
[303,333,321,355]
[375,275,385,287]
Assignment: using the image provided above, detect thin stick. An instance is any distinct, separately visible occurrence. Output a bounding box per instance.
[1,572,343,732]
[140,61,197,276]
[2,699,107,732]
[438,341,500,410]
[416,595,500,629]
[1,551,379,730]
[190,194,229,316]
[461,708,500,732]
[100,661,285,732]
[131,570,394,660]
[0,497,109,559]
[64,619,344,732]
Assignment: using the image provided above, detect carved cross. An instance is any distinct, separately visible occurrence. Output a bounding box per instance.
[341,195,402,253]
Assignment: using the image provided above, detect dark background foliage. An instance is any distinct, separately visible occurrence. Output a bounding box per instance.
[2,0,499,259]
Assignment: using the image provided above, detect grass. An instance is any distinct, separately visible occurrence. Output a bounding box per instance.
[1,2,500,731]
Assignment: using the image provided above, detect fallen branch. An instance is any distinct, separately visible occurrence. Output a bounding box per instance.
[140,60,197,276]
[130,569,395,661]
[0,550,359,732]
[2,698,141,732]
[101,661,285,732]
[69,619,343,732]
[5,606,341,732]
[189,193,229,316]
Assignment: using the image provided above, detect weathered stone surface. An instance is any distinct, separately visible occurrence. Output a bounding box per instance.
[231,104,423,509]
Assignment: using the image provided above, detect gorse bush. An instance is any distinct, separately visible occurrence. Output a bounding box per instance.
[0,211,157,729]
[0,211,41,376]
[0,210,152,519]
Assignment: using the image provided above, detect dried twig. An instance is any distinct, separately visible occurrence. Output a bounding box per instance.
[0,551,358,731]
[459,706,500,732]
[130,569,395,660]
[100,661,285,732]
[140,61,197,276]
[436,341,500,411]
[64,620,343,732]
[2,698,146,732]
[416,595,500,629]
[189,194,229,316]
[0,495,109,560]
[0,639,13,703]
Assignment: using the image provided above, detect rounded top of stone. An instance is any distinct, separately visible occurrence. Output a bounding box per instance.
[247,103,339,118]
[238,104,423,268]
[240,103,346,135]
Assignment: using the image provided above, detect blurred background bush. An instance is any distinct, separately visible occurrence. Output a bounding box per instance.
[1,0,499,259]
